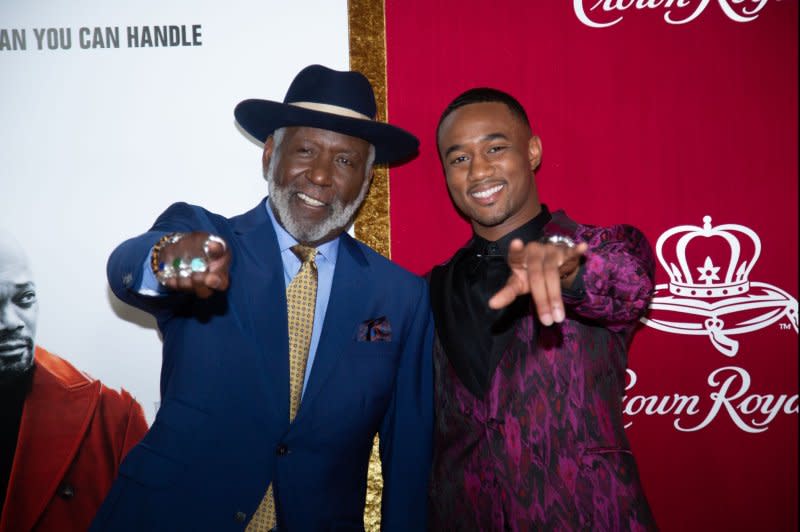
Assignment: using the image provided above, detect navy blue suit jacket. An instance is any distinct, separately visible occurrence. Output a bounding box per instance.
[92,199,433,531]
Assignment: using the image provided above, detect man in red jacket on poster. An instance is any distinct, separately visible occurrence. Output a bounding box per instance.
[0,230,148,531]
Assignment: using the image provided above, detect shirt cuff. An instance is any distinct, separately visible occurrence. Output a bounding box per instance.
[139,250,167,296]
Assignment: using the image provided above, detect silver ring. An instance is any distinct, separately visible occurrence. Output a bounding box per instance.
[544,235,576,248]
[190,257,208,273]
[166,233,185,245]
[156,264,176,284]
[167,257,191,278]
[203,235,227,257]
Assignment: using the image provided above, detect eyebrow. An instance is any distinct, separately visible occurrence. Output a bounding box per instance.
[337,149,365,159]
[443,132,510,159]
[0,282,35,299]
[293,141,367,161]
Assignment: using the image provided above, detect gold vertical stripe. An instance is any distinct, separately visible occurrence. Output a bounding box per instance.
[349,1,388,531]
[350,0,391,260]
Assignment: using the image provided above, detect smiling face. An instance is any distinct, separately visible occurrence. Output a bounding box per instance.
[264,126,374,246]
[437,102,542,241]
[0,232,38,378]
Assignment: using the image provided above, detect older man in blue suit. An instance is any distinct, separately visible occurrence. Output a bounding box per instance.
[91,65,433,532]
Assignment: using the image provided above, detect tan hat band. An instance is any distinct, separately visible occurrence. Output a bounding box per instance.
[289,101,372,121]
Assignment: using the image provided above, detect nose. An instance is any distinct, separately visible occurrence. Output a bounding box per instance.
[468,154,493,181]
[0,302,24,332]
[306,156,334,187]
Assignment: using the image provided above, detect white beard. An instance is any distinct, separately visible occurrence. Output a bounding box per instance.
[265,155,371,245]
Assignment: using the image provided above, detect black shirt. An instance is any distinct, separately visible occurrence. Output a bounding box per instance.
[1,365,34,517]
[430,206,553,398]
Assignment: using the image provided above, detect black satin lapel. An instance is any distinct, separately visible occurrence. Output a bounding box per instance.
[431,251,535,398]
[430,250,491,398]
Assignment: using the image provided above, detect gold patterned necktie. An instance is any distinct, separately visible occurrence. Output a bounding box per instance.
[286,244,317,421]
[247,244,317,532]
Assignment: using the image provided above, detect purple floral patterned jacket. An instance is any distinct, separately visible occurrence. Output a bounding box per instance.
[429,211,658,531]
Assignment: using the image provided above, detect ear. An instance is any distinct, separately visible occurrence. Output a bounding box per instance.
[262,135,275,171]
[528,136,543,172]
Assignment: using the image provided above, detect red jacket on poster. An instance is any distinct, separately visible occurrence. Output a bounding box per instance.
[0,346,148,532]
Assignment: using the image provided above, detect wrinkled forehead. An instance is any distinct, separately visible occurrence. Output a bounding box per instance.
[0,265,33,287]
[282,126,373,154]
[0,259,33,289]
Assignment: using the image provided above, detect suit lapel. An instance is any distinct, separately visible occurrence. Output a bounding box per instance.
[231,200,290,423]
[295,234,369,420]
[2,349,99,532]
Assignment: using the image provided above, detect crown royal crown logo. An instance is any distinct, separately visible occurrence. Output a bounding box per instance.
[642,216,797,357]
[657,215,760,299]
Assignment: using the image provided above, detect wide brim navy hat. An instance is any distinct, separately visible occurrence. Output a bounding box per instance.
[234,64,419,165]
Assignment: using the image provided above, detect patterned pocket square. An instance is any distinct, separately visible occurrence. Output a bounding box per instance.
[357,316,392,342]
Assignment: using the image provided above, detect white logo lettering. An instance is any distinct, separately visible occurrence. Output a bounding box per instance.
[624,367,798,432]
[574,0,772,28]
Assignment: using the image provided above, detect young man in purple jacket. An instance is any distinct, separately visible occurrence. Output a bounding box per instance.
[428,88,657,531]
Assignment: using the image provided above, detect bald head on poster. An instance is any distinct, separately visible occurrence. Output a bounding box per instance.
[0,231,37,383]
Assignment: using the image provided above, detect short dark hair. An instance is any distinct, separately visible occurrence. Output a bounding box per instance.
[436,87,532,140]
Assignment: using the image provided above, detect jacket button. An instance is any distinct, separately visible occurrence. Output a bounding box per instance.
[276,444,289,455]
[234,511,247,522]
[58,483,75,499]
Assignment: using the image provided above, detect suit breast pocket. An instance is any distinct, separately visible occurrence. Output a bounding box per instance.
[345,341,401,389]
[347,340,399,359]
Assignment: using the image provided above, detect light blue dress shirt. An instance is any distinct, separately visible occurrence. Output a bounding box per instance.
[139,200,339,397]
[265,201,338,396]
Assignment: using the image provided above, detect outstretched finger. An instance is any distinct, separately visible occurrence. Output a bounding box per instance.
[540,249,564,324]
[488,274,527,309]
[505,238,527,271]
[526,250,553,325]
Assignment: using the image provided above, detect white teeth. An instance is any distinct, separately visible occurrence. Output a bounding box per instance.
[472,184,503,199]
[297,192,324,207]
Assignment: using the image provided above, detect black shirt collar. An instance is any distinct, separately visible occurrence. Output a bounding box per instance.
[468,204,552,257]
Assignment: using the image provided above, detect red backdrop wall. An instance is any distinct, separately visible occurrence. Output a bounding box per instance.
[384,2,798,530]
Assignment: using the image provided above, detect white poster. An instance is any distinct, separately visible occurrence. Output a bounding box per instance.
[0,1,349,422]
